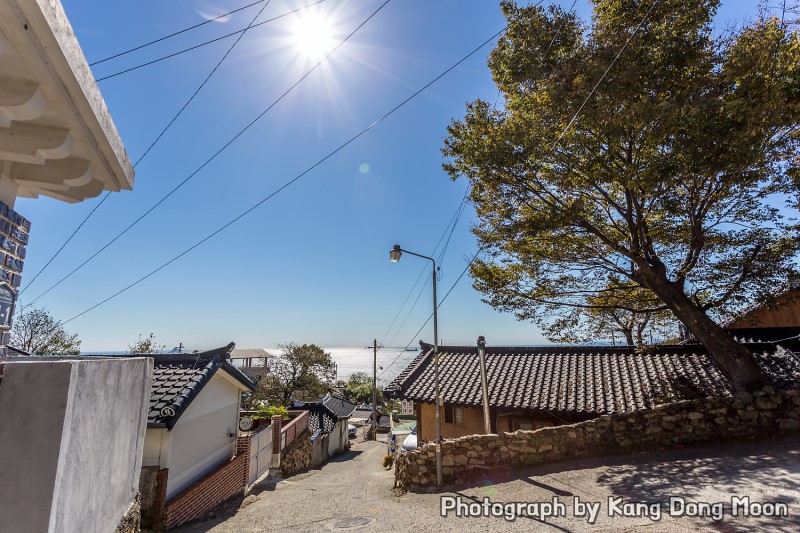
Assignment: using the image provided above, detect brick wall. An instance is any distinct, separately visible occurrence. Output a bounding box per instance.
[395,386,800,490]
[163,438,251,530]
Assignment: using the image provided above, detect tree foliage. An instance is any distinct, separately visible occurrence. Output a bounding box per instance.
[340,371,384,405]
[542,280,678,346]
[254,343,336,404]
[11,307,81,355]
[128,333,165,354]
[443,0,800,390]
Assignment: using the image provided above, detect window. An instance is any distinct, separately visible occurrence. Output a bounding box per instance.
[444,405,464,425]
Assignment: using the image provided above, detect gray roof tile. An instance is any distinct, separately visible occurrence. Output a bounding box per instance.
[386,342,800,417]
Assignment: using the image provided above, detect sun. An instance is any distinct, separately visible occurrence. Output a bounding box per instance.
[290,12,338,61]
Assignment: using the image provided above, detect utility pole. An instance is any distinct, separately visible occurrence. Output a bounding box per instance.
[477,336,491,434]
[366,339,381,441]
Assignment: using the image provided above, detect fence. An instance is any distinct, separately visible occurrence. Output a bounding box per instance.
[280,410,309,452]
[247,423,273,487]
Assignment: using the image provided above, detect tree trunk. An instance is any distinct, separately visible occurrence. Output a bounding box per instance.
[623,328,635,347]
[639,268,766,392]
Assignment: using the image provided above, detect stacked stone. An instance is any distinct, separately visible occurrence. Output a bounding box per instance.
[395,386,800,490]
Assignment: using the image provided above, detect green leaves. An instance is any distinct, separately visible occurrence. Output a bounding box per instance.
[445,0,800,334]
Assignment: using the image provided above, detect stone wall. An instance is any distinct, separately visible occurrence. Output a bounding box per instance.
[113,494,141,533]
[280,428,312,476]
[395,386,800,490]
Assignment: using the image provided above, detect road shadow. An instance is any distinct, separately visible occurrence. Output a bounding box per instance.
[170,449,365,532]
[591,436,800,532]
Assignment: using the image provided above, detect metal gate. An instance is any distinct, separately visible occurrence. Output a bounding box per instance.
[248,423,273,486]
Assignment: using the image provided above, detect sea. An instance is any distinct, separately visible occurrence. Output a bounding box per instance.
[325,346,421,388]
[81,345,421,388]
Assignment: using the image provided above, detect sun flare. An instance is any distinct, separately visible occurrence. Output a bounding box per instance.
[290,12,337,60]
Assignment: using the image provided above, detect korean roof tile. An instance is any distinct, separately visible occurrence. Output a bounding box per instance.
[682,327,800,347]
[321,392,357,419]
[144,343,254,429]
[386,342,800,418]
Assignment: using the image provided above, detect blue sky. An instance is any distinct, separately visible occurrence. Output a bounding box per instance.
[16,0,767,352]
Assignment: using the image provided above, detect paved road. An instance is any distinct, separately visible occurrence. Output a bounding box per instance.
[174,435,800,532]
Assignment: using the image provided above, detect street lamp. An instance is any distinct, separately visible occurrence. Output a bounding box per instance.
[389,244,443,486]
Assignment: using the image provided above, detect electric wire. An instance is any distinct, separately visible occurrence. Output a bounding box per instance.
[36,4,502,342]
[89,0,271,66]
[381,194,467,349]
[378,191,467,347]
[21,0,391,312]
[94,0,329,82]
[20,0,273,297]
[378,0,662,380]
[134,0,273,167]
[379,247,482,378]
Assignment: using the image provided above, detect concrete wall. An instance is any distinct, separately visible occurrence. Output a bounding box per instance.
[327,419,348,457]
[0,357,152,533]
[396,385,800,490]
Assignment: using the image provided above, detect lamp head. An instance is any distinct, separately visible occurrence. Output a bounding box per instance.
[389,244,402,263]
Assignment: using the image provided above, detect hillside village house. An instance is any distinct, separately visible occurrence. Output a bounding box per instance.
[132,344,256,528]
[291,392,356,466]
[387,329,800,442]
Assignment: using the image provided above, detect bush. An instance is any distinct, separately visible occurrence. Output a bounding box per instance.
[256,405,289,420]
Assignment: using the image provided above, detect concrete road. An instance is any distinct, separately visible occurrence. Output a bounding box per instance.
[173,434,800,532]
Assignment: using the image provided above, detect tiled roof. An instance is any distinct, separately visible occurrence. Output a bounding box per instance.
[349,406,390,427]
[290,393,356,433]
[386,342,800,418]
[682,327,800,347]
[146,343,255,429]
[350,407,373,421]
[321,392,357,419]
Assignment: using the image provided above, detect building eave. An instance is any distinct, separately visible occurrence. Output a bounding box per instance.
[0,0,133,205]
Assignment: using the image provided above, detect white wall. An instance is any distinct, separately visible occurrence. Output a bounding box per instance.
[0,357,152,533]
[327,419,348,457]
[165,373,240,499]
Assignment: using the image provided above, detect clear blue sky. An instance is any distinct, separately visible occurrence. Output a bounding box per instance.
[16,0,767,352]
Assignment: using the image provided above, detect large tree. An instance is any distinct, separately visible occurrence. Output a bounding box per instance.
[543,280,678,346]
[443,0,800,391]
[11,307,81,355]
[255,343,336,404]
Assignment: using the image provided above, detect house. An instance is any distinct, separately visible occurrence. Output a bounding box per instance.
[137,343,256,528]
[291,392,356,465]
[385,337,800,442]
[724,284,800,329]
[350,404,391,433]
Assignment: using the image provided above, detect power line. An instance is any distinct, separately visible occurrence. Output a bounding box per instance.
[37,22,506,342]
[21,0,391,312]
[95,0,329,82]
[379,190,467,347]
[379,247,482,378]
[20,0,274,297]
[134,0,273,167]
[19,195,110,295]
[379,0,662,380]
[381,193,468,349]
[89,0,270,66]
